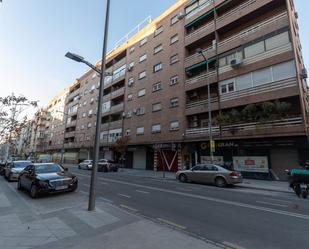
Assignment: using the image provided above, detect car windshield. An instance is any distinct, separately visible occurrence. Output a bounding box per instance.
[35,164,63,174]
[13,161,31,168]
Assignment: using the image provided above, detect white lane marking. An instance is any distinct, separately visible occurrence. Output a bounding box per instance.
[98,197,113,203]
[223,241,247,249]
[263,198,292,204]
[74,173,309,221]
[136,190,149,194]
[256,201,287,208]
[99,182,108,185]
[157,218,186,230]
[118,194,131,198]
[120,204,138,212]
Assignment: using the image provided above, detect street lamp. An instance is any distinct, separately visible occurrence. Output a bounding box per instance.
[196,48,214,163]
[65,0,110,211]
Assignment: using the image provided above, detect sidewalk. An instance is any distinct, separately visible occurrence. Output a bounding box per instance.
[118,168,292,193]
[0,178,228,249]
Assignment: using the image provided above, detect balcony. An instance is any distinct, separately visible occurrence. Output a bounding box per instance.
[220,78,299,109]
[185,117,305,140]
[66,120,77,127]
[185,0,273,46]
[64,131,76,138]
[102,103,124,116]
[101,120,123,131]
[111,87,125,99]
[186,97,219,116]
[185,70,217,91]
[104,69,126,88]
[185,11,288,68]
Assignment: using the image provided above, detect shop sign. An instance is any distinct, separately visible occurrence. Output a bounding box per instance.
[201,141,238,150]
[201,156,224,165]
[233,156,269,173]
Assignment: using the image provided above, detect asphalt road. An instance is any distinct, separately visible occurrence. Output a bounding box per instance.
[53,166,309,249]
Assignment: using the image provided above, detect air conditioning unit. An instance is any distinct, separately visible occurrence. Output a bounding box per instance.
[177,12,185,20]
[128,65,134,71]
[301,68,308,79]
[122,112,126,118]
[132,109,137,114]
[128,81,134,87]
[230,58,243,68]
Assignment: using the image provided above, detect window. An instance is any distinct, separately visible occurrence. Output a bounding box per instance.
[140,37,147,46]
[153,63,162,73]
[170,34,179,44]
[128,94,133,101]
[88,109,93,116]
[265,31,290,51]
[84,89,88,95]
[126,129,131,136]
[126,110,132,118]
[138,71,146,80]
[244,41,265,58]
[154,44,163,54]
[170,97,179,108]
[87,122,92,128]
[138,88,146,97]
[139,53,147,63]
[90,98,94,104]
[128,61,135,70]
[92,73,97,79]
[136,107,145,116]
[252,67,272,86]
[154,26,163,36]
[170,75,179,85]
[170,121,180,130]
[83,101,87,106]
[136,127,144,135]
[90,85,95,92]
[152,124,161,133]
[170,15,178,25]
[152,102,162,112]
[82,112,86,118]
[129,46,135,53]
[220,80,235,94]
[272,60,296,81]
[128,77,134,86]
[152,82,162,92]
[170,54,179,64]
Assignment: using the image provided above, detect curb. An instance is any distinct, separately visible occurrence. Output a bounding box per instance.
[237,185,292,194]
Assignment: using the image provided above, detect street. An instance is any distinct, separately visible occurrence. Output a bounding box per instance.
[69,165,309,249]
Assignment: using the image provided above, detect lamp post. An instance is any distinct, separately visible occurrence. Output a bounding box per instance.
[197,48,214,163]
[65,0,110,211]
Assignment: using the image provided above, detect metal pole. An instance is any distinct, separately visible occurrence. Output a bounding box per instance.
[88,0,110,211]
[205,50,214,163]
[60,114,67,165]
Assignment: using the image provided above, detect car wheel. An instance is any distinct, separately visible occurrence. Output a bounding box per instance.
[8,173,13,182]
[179,174,187,183]
[30,185,38,198]
[70,183,78,192]
[17,179,23,190]
[215,177,227,188]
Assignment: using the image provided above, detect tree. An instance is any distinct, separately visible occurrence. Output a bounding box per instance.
[242,103,258,122]
[114,136,130,168]
[0,93,38,149]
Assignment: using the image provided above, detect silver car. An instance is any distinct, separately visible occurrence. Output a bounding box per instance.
[4,161,32,182]
[176,164,243,187]
[78,160,93,170]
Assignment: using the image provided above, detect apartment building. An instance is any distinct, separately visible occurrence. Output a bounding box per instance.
[33,0,308,179]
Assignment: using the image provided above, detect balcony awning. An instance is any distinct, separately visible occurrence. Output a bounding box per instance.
[185,56,216,72]
[185,0,232,29]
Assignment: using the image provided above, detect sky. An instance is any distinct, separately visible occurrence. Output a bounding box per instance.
[0,0,308,110]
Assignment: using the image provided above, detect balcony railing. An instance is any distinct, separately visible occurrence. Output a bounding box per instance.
[111,87,125,98]
[101,120,123,130]
[186,97,219,109]
[185,117,303,138]
[220,78,297,103]
[185,0,213,20]
[186,70,216,86]
[185,11,288,64]
[111,103,124,113]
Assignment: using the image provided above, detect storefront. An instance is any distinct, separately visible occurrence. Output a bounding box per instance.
[185,136,309,180]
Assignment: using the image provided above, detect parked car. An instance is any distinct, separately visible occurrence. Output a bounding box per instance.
[98,159,119,172]
[176,164,243,187]
[4,161,32,181]
[78,160,93,170]
[18,163,78,198]
[0,161,7,175]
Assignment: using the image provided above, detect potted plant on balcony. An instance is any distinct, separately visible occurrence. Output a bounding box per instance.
[274,100,292,119]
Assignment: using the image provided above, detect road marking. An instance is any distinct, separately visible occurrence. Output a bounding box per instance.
[256,201,287,208]
[99,182,108,185]
[157,218,186,230]
[263,198,292,204]
[98,197,113,203]
[73,173,309,221]
[120,204,138,212]
[223,241,247,249]
[118,194,131,198]
[136,190,149,194]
